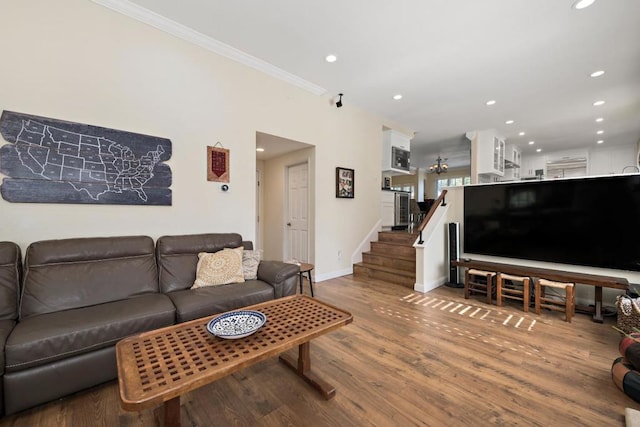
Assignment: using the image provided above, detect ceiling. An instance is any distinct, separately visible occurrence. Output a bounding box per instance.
[255,132,312,161]
[123,0,640,170]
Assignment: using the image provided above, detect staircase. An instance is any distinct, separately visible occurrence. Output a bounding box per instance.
[353,230,418,288]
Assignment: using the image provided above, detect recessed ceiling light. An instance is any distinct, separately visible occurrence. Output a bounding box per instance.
[536,148,542,152]
[528,141,535,145]
[393,94,403,100]
[595,117,604,122]
[590,70,605,77]
[485,100,496,106]
[593,100,606,106]
[597,130,604,134]
[256,148,265,152]
[572,0,595,10]
[325,54,337,63]
[505,120,515,125]
[597,140,604,144]
[519,131,526,136]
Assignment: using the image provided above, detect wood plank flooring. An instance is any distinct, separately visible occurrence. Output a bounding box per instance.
[0,275,635,426]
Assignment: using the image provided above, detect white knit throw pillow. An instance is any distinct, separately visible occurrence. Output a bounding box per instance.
[242,249,262,280]
[191,247,245,289]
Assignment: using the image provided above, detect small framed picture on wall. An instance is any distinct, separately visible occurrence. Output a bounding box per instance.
[336,167,354,199]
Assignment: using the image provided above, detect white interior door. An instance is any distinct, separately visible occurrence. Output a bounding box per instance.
[286,163,309,262]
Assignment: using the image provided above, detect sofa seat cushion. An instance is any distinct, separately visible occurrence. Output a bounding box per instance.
[168,280,275,323]
[5,294,175,373]
[0,319,16,374]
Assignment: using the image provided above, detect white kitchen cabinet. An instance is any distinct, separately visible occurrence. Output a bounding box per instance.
[521,155,546,178]
[380,190,395,227]
[382,129,411,174]
[473,130,505,176]
[503,144,521,180]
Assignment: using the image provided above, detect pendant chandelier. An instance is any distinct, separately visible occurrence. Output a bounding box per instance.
[429,156,448,174]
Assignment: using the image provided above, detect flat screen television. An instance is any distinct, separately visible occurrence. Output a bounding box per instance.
[463,175,640,272]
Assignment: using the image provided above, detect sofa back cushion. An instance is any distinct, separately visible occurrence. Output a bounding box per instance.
[156,233,245,293]
[0,241,21,321]
[21,236,158,319]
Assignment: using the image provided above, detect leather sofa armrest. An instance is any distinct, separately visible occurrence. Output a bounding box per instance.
[257,261,299,298]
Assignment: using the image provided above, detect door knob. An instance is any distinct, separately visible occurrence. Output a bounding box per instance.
[287,222,292,226]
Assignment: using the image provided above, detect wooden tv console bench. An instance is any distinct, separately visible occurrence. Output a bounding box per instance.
[451,259,629,323]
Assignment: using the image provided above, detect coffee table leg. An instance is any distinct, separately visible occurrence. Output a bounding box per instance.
[163,396,181,427]
[279,342,336,400]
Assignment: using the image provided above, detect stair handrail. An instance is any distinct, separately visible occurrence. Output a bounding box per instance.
[417,189,447,244]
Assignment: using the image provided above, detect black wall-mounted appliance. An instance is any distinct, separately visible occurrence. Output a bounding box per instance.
[463,175,640,272]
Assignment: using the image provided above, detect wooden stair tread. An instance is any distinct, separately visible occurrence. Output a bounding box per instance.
[353,230,418,289]
[378,231,419,236]
[362,250,415,262]
[372,240,415,247]
[371,242,416,252]
[354,262,415,278]
[378,232,419,244]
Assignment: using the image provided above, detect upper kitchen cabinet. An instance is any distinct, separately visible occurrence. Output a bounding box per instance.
[503,144,521,180]
[467,129,506,178]
[382,129,412,175]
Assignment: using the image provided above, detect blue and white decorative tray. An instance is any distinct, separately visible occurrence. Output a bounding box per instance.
[206,310,267,339]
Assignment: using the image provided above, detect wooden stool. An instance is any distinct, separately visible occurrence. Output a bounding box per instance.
[464,269,496,304]
[496,273,531,312]
[534,278,575,322]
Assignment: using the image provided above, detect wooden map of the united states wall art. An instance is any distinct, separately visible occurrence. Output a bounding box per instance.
[0,111,172,205]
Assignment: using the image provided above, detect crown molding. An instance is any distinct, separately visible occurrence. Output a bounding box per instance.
[91,0,327,96]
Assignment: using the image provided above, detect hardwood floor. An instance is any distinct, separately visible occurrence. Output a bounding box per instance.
[0,275,634,426]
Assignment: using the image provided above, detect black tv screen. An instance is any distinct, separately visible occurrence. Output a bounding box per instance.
[464,175,640,272]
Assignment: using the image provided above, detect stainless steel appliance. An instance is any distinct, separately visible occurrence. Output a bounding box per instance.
[394,192,409,226]
[391,147,410,172]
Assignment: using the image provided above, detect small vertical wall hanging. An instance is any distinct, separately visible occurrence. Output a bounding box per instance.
[207,143,229,182]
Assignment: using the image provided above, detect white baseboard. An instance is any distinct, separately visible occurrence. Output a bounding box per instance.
[414,276,447,293]
[315,268,353,283]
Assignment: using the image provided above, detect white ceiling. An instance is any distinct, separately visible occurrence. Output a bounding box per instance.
[121,0,640,169]
[255,132,312,161]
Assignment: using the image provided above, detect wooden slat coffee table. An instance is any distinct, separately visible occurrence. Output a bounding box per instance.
[116,295,353,426]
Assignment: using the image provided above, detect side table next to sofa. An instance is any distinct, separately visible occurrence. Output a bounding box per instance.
[298,263,315,297]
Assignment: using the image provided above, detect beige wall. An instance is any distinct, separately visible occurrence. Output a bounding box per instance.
[424,167,471,199]
[391,167,472,201]
[0,0,395,280]
[390,173,418,188]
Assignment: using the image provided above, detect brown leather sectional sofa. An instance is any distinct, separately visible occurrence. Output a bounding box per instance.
[0,233,299,415]
[0,241,20,417]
